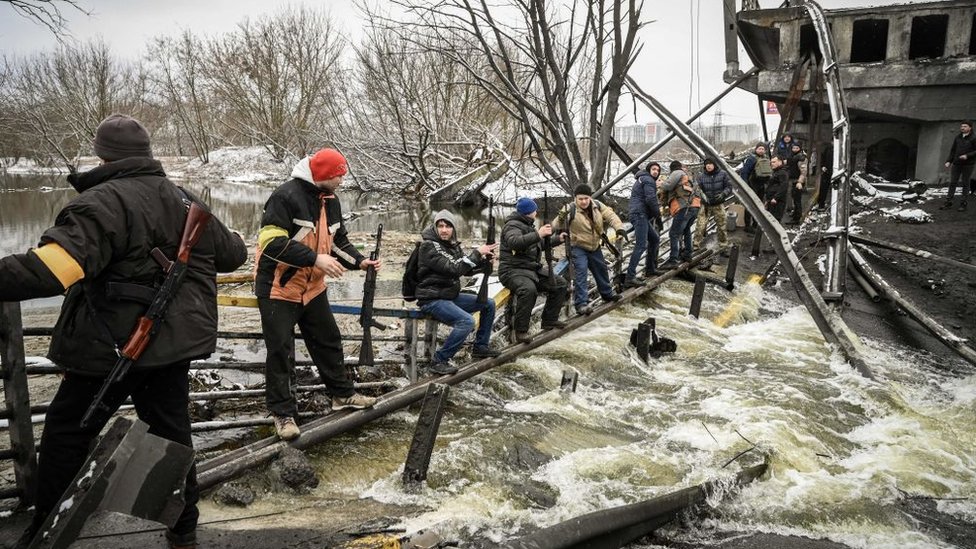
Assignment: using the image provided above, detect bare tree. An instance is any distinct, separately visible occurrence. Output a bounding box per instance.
[148,31,216,163]
[388,0,644,193]
[204,5,346,161]
[348,12,511,193]
[0,0,89,36]
[6,40,148,168]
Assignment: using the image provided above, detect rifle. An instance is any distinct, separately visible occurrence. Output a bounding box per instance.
[562,203,574,315]
[358,224,387,370]
[543,191,555,282]
[81,202,212,429]
[476,197,495,304]
[601,233,624,294]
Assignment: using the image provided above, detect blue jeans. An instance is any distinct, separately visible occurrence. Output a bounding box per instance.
[626,214,660,278]
[571,246,614,308]
[668,207,698,261]
[420,293,495,362]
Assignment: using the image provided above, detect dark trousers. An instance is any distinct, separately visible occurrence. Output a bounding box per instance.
[744,177,768,228]
[626,214,660,279]
[35,363,198,536]
[767,199,787,222]
[502,272,567,333]
[259,291,354,418]
[790,180,803,220]
[817,171,831,209]
[947,164,975,200]
[668,207,698,262]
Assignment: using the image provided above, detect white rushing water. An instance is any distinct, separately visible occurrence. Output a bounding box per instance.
[197,278,975,549]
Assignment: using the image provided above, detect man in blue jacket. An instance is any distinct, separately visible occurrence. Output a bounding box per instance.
[625,161,664,287]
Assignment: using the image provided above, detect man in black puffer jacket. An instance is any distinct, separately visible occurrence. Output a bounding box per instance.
[0,114,247,549]
[416,210,501,374]
[693,158,733,255]
[498,198,567,344]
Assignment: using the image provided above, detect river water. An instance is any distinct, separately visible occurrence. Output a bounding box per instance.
[3,174,975,548]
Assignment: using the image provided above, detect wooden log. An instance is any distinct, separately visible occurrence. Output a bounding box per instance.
[725,244,740,290]
[508,462,768,549]
[0,301,37,506]
[196,251,715,491]
[689,276,706,318]
[402,383,450,488]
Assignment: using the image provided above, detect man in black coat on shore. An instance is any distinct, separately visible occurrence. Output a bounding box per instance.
[764,156,790,222]
[0,114,248,549]
[941,120,976,211]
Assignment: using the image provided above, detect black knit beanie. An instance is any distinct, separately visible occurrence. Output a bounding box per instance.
[94,114,152,161]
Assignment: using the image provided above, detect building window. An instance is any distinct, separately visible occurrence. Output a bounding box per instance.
[970,12,976,55]
[850,19,889,62]
[799,23,823,62]
[909,14,948,59]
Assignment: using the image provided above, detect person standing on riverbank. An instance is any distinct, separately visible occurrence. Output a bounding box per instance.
[499,197,567,344]
[940,121,976,211]
[660,161,701,269]
[415,210,500,375]
[255,148,380,442]
[0,114,248,549]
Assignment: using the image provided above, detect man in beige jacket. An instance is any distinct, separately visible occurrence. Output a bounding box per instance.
[553,185,625,315]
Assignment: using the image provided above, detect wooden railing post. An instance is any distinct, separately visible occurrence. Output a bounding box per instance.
[1,301,37,505]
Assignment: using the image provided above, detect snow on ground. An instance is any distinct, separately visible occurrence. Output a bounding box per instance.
[175,146,292,184]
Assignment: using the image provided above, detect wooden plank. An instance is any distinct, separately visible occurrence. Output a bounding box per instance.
[0,301,37,506]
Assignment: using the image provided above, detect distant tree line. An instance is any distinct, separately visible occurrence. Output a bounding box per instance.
[0,2,646,194]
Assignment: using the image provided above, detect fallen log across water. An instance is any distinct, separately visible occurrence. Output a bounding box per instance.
[505,462,768,549]
[848,246,976,367]
[196,250,714,491]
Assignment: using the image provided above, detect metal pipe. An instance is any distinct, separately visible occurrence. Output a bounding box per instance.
[850,234,976,277]
[848,246,976,366]
[623,76,873,379]
[21,327,409,344]
[592,68,760,200]
[847,262,881,303]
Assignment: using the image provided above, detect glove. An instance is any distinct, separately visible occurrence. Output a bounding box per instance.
[606,227,617,244]
[654,217,664,231]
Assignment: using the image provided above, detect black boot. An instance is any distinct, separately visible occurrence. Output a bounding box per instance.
[940,200,954,210]
[958,201,968,212]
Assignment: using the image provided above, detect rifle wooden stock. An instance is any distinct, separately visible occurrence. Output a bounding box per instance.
[80,200,213,428]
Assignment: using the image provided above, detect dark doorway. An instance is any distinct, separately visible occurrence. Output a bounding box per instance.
[851,19,889,62]
[909,14,948,59]
[866,138,912,181]
[799,23,823,62]
[970,13,976,55]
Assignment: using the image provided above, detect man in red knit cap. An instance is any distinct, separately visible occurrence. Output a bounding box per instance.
[255,148,380,440]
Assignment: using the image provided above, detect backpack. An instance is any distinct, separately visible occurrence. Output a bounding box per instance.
[753,156,772,178]
[401,242,422,302]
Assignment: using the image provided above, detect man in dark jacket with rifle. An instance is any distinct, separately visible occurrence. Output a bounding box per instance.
[255,148,380,442]
[0,114,248,549]
[416,210,500,375]
[499,197,567,344]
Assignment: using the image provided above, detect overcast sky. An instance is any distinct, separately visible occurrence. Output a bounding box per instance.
[0,0,872,129]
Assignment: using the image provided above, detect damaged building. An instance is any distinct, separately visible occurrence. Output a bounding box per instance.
[724,0,976,183]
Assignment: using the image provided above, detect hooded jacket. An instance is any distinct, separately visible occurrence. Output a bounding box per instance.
[0,157,247,374]
[552,199,624,252]
[661,169,701,214]
[697,161,733,205]
[254,156,366,303]
[946,131,976,166]
[629,169,663,222]
[415,210,485,304]
[498,211,546,282]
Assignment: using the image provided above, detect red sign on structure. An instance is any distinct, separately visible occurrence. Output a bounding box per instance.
[766,101,779,115]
